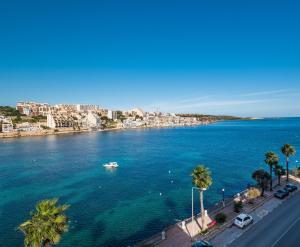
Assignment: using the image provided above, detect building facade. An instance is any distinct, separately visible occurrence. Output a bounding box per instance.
[17,102,50,116]
[86,111,101,128]
[107,110,118,120]
[1,117,14,133]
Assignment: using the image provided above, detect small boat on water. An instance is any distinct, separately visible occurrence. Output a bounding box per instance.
[103,162,119,168]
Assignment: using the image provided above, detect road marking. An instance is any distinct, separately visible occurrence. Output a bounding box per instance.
[257,209,268,218]
[270,216,300,247]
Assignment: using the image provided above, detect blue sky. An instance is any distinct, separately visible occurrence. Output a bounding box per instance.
[0,0,300,117]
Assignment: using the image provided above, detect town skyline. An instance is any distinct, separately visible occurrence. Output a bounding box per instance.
[1,89,300,118]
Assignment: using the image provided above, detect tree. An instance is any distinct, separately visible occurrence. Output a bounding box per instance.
[281,144,296,182]
[264,151,279,191]
[19,198,69,247]
[246,187,260,204]
[191,165,212,231]
[274,165,285,186]
[0,106,22,117]
[252,169,270,196]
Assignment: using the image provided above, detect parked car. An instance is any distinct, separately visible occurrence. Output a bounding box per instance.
[191,240,213,247]
[274,189,289,199]
[234,213,253,228]
[285,183,298,192]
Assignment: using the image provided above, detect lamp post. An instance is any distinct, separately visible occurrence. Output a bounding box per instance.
[222,188,225,207]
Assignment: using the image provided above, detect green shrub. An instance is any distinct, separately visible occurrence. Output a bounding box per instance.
[214,212,227,224]
[200,228,209,235]
[234,201,243,213]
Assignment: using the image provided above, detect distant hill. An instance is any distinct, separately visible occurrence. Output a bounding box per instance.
[176,113,251,121]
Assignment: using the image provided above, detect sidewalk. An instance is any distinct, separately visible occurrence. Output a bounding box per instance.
[136,194,246,247]
[135,175,300,247]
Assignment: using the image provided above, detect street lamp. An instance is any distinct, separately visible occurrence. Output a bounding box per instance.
[222,188,225,207]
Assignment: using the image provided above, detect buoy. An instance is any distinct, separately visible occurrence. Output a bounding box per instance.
[159,192,162,196]
[168,170,171,174]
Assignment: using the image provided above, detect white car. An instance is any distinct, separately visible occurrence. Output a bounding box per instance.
[234,213,253,228]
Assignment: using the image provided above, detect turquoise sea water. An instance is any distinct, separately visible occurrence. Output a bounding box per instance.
[1,118,300,247]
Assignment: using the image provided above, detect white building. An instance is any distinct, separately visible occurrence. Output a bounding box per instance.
[16,122,40,132]
[47,114,56,129]
[76,104,101,112]
[86,111,101,128]
[1,118,13,133]
[107,110,117,120]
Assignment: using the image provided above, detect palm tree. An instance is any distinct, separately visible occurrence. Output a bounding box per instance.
[19,198,69,247]
[264,151,279,191]
[252,169,270,196]
[274,164,285,186]
[281,144,296,182]
[191,165,212,231]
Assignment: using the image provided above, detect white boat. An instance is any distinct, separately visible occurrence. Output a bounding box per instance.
[103,162,119,168]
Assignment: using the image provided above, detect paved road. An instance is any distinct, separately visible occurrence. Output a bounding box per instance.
[229,190,300,247]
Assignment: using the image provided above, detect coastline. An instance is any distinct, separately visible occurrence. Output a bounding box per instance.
[0,128,91,139]
[0,121,218,139]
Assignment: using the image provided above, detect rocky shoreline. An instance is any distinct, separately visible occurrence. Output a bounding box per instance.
[0,121,217,139]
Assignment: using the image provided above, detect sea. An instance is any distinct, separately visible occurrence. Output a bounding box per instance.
[0,118,299,247]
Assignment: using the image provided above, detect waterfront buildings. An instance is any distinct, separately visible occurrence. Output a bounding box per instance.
[17,102,51,116]
[86,111,101,128]
[1,101,213,135]
[15,122,41,132]
[47,111,101,129]
[47,113,75,128]
[1,117,13,133]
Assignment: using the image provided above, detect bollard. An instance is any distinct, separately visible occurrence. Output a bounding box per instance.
[181,220,186,228]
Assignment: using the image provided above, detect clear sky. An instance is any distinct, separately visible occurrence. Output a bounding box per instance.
[0,0,299,117]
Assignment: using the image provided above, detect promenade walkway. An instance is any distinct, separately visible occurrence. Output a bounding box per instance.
[135,175,300,247]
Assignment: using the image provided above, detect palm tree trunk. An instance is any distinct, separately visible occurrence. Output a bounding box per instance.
[44,240,52,247]
[278,175,281,186]
[200,190,205,231]
[261,183,264,196]
[286,156,289,182]
[269,166,273,191]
